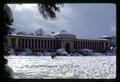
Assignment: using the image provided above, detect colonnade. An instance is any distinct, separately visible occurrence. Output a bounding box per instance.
[74,40,111,51]
[9,36,111,52]
[17,38,58,51]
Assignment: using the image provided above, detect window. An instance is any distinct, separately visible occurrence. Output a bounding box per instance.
[32,39,34,49]
[25,39,27,48]
[22,39,24,48]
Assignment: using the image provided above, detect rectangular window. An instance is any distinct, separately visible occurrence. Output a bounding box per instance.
[47,40,50,49]
[44,40,46,48]
[11,38,16,49]
[38,40,40,48]
[18,38,21,48]
[77,41,79,49]
[51,40,52,49]
[32,39,34,49]
[28,39,31,49]
[22,39,24,48]
[25,39,27,48]
[81,41,83,49]
[74,41,77,49]
[53,40,57,49]
[41,40,43,48]
[35,39,37,49]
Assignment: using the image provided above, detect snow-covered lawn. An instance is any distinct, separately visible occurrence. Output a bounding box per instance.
[6,56,116,79]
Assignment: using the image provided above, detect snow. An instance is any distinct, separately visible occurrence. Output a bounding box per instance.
[56,49,69,56]
[10,34,55,38]
[8,48,15,55]
[101,36,109,38]
[53,30,70,35]
[6,56,116,79]
[80,49,93,56]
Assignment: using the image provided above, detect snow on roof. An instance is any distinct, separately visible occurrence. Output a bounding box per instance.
[10,34,55,38]
[78,38,108,41]
[101,36,110,38]
[99,39,109,40]
[53,30,74,36]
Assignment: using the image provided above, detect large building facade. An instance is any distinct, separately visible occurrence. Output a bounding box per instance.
[8,30,112,53]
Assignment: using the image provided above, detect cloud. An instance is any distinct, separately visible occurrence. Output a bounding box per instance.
[8,4,116,39]
[110,25,116,31]
[14,4,37,12]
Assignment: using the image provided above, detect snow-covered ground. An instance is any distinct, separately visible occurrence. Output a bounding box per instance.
[6,56,116,79]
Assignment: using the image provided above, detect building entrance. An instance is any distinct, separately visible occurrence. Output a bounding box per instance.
[65,43,70,53]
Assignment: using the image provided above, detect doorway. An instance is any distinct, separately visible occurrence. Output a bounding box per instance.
[65,43,70,53]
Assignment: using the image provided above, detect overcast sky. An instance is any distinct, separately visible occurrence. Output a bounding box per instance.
[8,4,116,39]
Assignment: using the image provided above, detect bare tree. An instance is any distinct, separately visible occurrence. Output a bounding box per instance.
[35,28,45,36]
